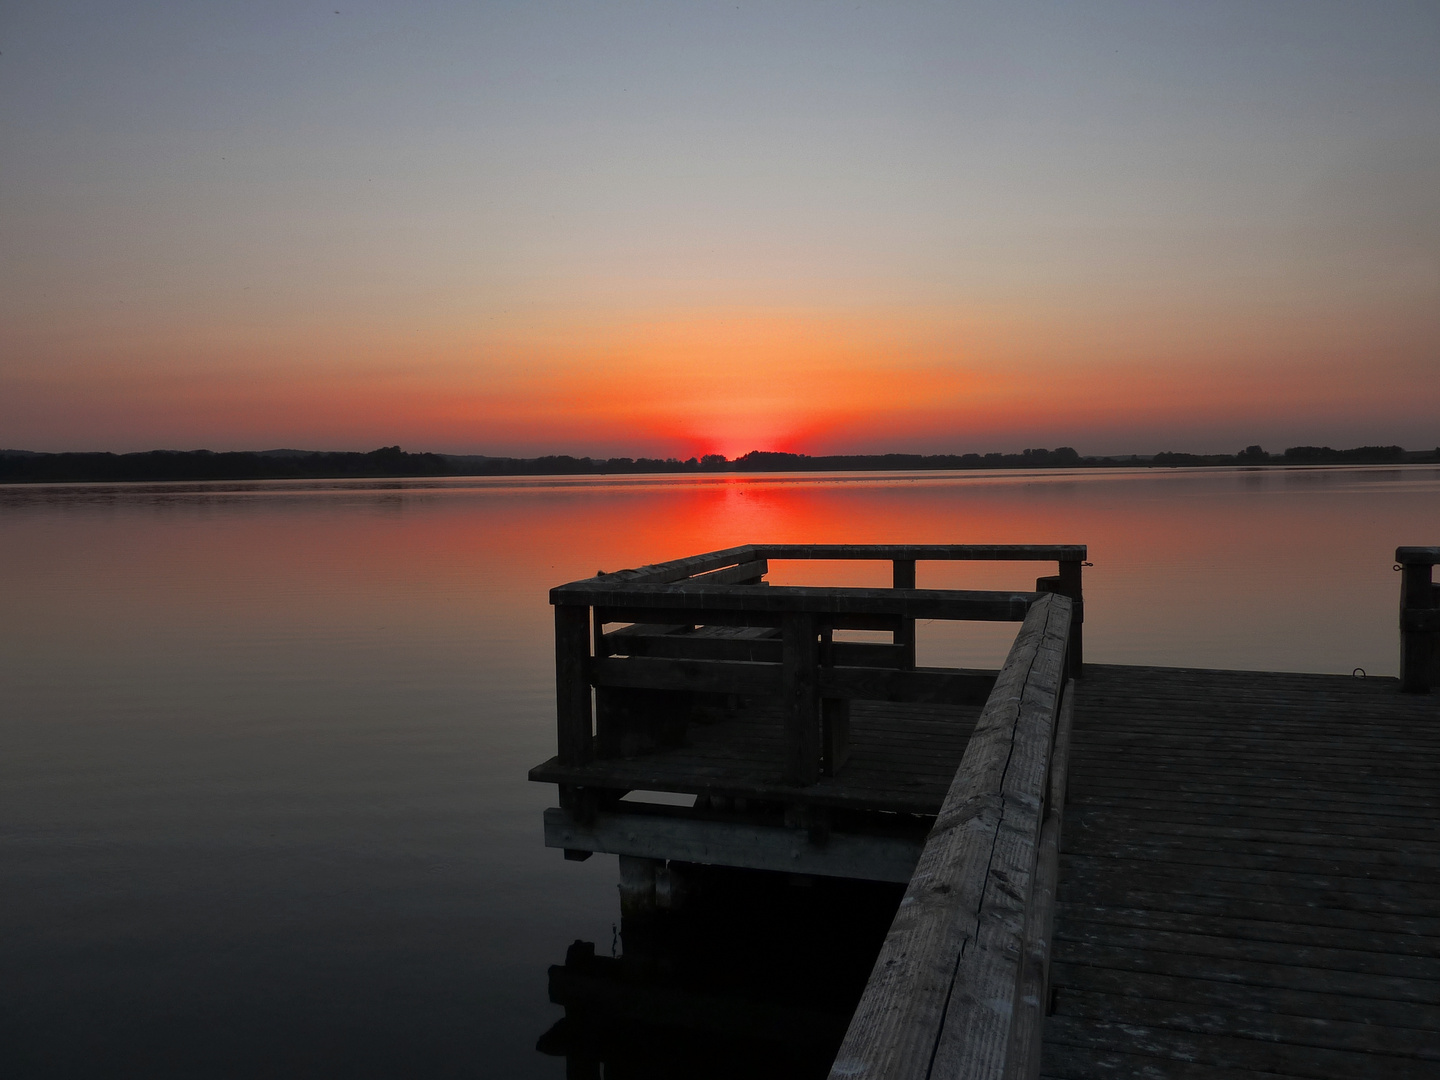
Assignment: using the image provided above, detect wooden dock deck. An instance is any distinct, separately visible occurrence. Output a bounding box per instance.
[532,544,1440,1078]
[1042,664,1440,1079]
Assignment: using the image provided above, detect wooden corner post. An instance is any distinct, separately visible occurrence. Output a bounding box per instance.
[782,611,821,786]
[892,559,917,669]
[1397,547,1440,693]
[554,602,594,763]
[1037,553,1085,678]
[1059,555,1084,676]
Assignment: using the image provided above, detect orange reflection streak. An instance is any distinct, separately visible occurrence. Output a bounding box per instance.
[9,468,1430,680]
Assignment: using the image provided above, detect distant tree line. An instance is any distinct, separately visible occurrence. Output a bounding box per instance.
[1151,445,1415,467]
[1,443,1434,484]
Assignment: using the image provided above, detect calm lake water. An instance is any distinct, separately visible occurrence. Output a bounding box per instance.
[3,466,1438,1077]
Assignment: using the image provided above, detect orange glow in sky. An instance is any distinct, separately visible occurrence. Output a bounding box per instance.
[1,4,1437,456]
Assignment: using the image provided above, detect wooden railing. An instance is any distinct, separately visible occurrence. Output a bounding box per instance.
[1398,546,1440,693]
[828,593,1075,1080]
[549,544,1086,784]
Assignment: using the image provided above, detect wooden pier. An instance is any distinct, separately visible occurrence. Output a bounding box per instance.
[531,545,1440,1079]
[1041,663,1440,1079]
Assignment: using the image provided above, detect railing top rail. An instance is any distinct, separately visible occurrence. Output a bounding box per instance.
[595,545,757,585]
[829,592,1073,1080]
[568,543,1088,589]
[1396,546,1440,565]
[753,543,1087,562]
[552,581,1039,621]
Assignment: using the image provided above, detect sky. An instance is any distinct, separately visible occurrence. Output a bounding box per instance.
[1,1,1437,458]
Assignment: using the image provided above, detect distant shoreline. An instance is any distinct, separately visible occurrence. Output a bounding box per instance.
[2,444,1435,485]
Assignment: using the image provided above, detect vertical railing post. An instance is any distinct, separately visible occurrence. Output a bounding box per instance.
[1398,547,1438,693]
[782,611,821,785]
[1058,555,1084,677]
[893,558,917,669]
[818,620,851,776]
[554,603,594,763]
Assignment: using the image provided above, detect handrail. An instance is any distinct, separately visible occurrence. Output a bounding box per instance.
[753,544,1086,562]
[1398,547,1440,693]
[556,542,1086,672]
[550,547,1084,787]
[554,582,1038,621]
[828,593,1074,1080]
[569,543,1087,587]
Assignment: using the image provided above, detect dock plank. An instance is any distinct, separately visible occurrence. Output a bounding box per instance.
[530,697,982,814]
[1041,664,1440,1079]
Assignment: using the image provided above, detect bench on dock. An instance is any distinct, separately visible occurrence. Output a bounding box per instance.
[530,544,1084,885]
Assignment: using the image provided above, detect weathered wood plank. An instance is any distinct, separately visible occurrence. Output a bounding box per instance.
[1057,840,1440,885]
[605,545,756,584]
[1055,903,1440,959]
[1064,802,1439,843]
[585,544,1088,595]
[1066,741,1440,773]
[1042,659,1440,1079]
[829,609,1049,1078]
[1053,920,1439,981]
[1056,853,1440,912]
[1050,962,1440,1031]
[1055,890,1440,944]
[754,543,1086,563]
[819,666,998,706]
[1062,817,1440,863]
[681,558,769,586]
[554,581,1039,621]
[1040,1042,1295,1080]
[605,629,905,667]
[1068,793,1440,825]
[1006,679,1075,1080]
[543,806,924,882]
[591,655,784,696]
[828,594,1071,1080]
[1065,771,1440,808]
[589,653,997,705]
[1063,811,1440,855]
[929,610,1069,1079]
[1049,938,1434,1004]
[1043,1014,1436,1079]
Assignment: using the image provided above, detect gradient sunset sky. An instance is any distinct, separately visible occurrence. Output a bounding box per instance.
[2,2,1437,457]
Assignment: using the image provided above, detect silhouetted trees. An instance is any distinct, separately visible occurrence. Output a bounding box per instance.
[0,442,1430,484]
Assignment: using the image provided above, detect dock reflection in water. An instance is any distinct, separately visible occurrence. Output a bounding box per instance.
[538,868,901,1079]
